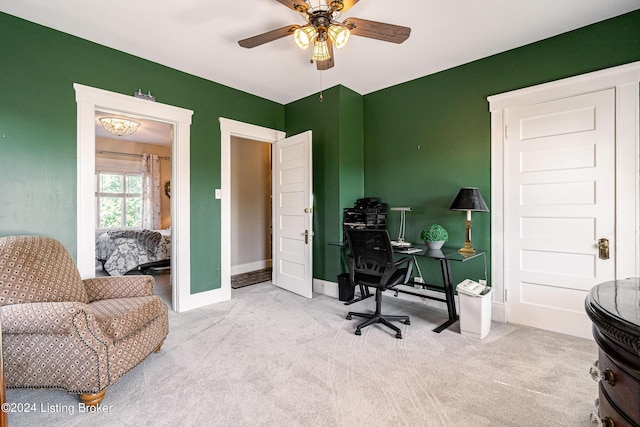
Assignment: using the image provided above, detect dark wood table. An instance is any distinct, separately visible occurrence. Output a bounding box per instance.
[585,278,640,427]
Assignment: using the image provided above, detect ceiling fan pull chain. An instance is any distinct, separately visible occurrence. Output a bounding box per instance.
[319,71,324,102]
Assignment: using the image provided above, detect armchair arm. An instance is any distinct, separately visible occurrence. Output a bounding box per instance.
[83,275,154,302]
[1,302,91,334]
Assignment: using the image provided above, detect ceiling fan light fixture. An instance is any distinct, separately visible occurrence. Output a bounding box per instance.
[99,117,141,137]
[238,1,412,72]
[327,24,350,49]
[293,25,317,50]
[311,37,331,62]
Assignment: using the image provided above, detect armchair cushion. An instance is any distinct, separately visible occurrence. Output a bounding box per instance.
[83,276,154,302]
[0,236,89,305]
[90,296,166,341]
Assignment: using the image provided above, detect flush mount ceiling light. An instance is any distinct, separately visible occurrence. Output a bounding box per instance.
[99,117,141,137]
[238,0,411,71]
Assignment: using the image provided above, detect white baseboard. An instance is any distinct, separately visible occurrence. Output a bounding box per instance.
[175,287,231,312]
[231,259,272,276]
[313,278,339,299]
[491,301,507,322]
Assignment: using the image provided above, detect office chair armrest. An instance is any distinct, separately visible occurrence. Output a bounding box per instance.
[381,256,414,285]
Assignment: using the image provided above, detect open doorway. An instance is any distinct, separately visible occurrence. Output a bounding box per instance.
[220,118,313,301]
[230,137,272,290]
[75,83,198,312]
[93,111,173,304]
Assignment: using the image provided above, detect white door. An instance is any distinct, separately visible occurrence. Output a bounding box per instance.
[273,131,313,298]
[506,89,615,338]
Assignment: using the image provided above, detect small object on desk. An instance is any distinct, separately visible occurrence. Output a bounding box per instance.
[392,241,413,248]
[390,207,412,247]
[421,224,449,250]
[394,247,422,254]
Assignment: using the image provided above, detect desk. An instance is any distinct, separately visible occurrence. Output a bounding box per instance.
[329,242,487,333]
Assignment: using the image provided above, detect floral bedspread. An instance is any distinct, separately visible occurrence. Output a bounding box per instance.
[96,229,171,276]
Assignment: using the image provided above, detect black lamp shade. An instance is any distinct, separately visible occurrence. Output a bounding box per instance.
[449,187,489,212]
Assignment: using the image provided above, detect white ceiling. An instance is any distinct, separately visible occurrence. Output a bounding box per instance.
[1,1,638,104]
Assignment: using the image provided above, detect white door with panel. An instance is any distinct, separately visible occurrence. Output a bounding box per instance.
[506,89,615,338]
[273,131,313,298]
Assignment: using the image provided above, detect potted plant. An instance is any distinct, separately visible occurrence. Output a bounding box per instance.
[421,224,448,249]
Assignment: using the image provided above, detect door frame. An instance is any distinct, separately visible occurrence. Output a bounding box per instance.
[488,61,640,323]
[219,118,286,299]
[74,83,193,312]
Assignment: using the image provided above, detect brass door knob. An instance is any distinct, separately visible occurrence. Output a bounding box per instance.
[598,238,609,260]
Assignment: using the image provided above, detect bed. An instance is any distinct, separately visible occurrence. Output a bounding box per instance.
[96,229,171,276]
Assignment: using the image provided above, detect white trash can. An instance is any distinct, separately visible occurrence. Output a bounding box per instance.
[457,286,493,339]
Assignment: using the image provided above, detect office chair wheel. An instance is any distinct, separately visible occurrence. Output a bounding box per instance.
[404,319,411,325]
[346,314,352,320]
[396,332,402,339]
[355,329,362,335]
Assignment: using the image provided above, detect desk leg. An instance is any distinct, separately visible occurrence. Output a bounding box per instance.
[433,259,459,333]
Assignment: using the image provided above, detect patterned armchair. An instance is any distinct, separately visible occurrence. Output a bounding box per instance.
[0,236,168,406]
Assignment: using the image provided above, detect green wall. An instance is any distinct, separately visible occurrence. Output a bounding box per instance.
[1,9,639,294]
[0,12,284,294]
[362,9,640,285]
[285,85,364,281]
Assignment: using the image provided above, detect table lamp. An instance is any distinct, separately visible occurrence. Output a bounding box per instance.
[390,207,412,247]
[449,187,489,255]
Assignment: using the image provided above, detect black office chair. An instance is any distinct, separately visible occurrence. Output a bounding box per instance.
[344,228,413,339]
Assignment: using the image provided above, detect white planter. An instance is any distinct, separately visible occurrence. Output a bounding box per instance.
[425,240,445,249]
[458,288,492,339]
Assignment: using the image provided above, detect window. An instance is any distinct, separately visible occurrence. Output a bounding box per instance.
[95,171,142,229]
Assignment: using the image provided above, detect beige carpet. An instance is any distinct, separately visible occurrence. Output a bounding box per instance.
[4,277,599,426]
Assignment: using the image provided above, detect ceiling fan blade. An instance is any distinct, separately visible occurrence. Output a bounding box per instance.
[343,17,411,44]
[274,0,309,13]
[336,0,359,12]
[316,42,334,70]
[238,25,299,48]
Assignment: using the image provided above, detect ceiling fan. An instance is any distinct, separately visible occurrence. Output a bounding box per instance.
[238,0,411,70]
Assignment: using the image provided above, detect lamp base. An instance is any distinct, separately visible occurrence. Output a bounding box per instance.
[459,219,476,255]
[458,240,476,255]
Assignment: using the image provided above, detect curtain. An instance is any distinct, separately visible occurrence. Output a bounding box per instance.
[141,153,161,230]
